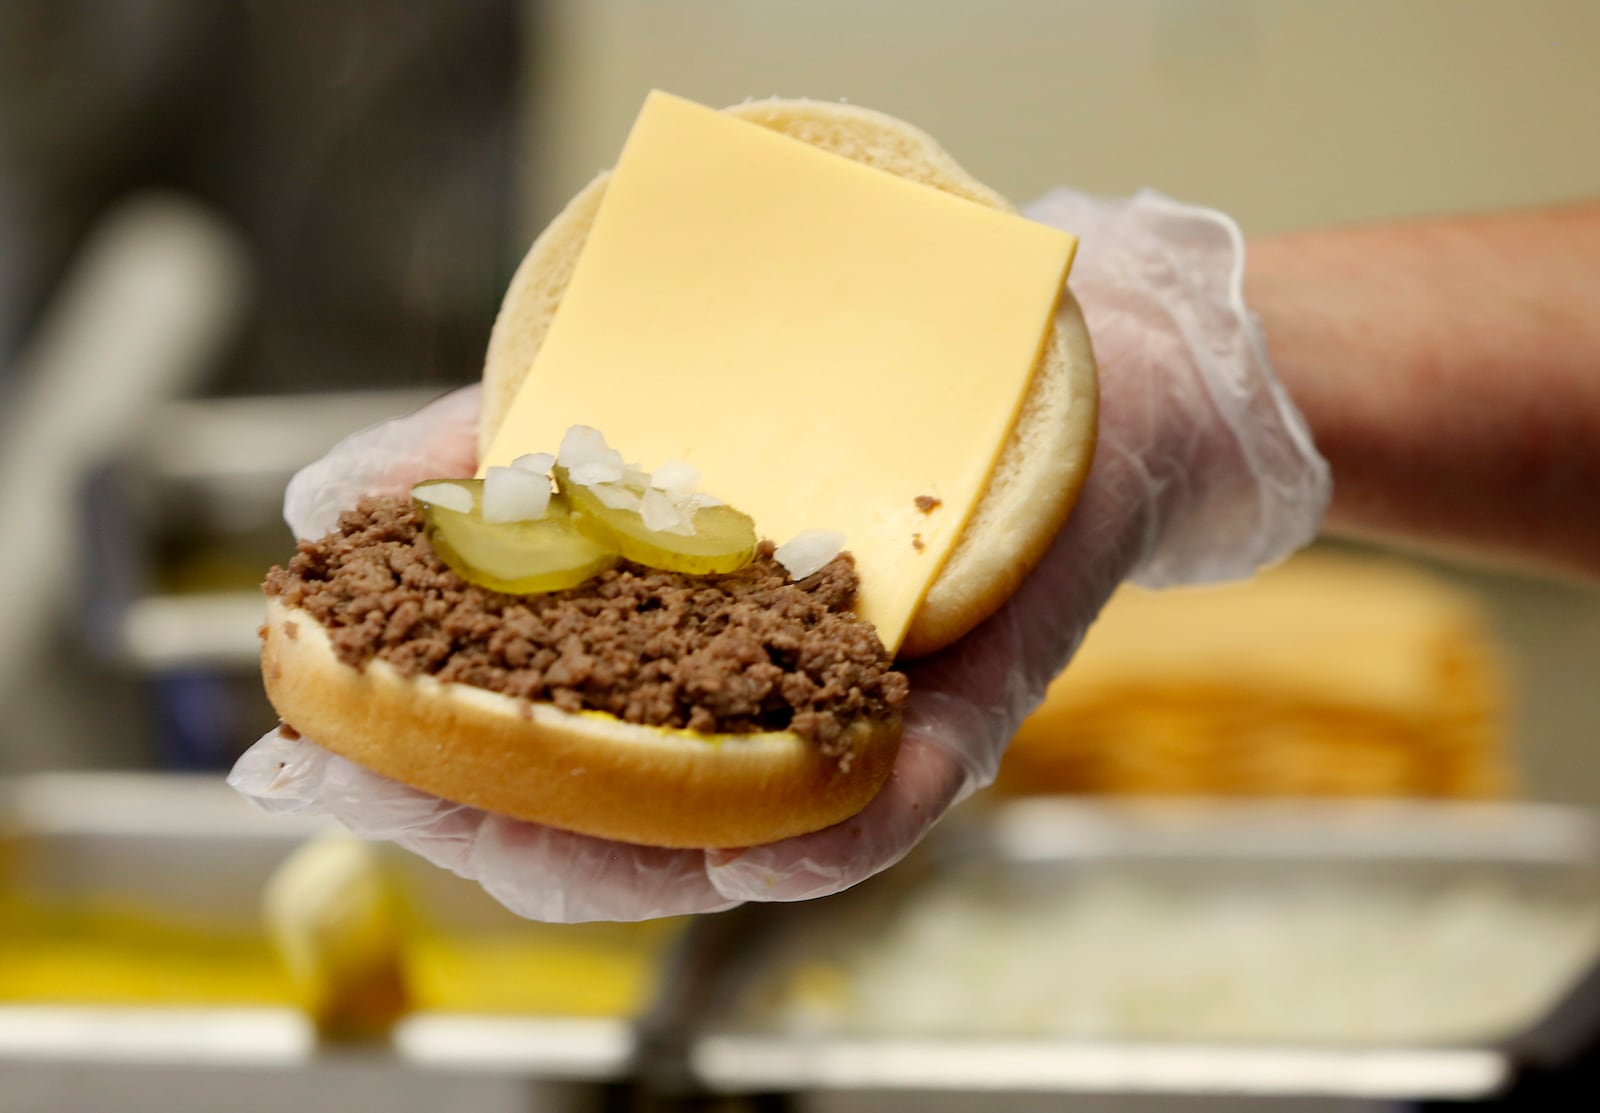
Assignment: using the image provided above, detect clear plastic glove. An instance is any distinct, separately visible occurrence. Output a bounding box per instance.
[230,188,1330,922]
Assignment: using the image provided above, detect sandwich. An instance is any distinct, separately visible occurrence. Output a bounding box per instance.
[259,92,1098,849]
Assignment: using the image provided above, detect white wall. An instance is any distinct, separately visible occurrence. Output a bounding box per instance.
[523,0,1600,235]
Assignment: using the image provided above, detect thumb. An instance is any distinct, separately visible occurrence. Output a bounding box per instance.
[286,384,482,541]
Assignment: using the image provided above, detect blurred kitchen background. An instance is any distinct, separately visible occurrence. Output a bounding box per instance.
[3,0,1598,792]
[3,2,1600,1111]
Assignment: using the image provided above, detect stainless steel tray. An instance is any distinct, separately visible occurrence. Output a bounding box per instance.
[648,799,1600,1104]
[12,778,1600,1108]
[0,773,645,1110]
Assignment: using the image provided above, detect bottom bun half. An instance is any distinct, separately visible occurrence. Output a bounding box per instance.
[260,600,901,849]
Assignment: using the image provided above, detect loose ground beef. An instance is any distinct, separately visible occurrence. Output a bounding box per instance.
[263,497,908,760]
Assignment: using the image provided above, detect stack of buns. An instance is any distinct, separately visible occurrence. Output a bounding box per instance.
[998,553,1512,799]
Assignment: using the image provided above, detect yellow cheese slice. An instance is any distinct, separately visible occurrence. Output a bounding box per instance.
[483,91,1075,650]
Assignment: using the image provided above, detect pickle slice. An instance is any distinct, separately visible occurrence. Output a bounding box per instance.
[414,479,616,594]
[556,469,757,575]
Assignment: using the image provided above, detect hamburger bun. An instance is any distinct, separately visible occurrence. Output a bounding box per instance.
[261,599,899,849]
[263,98,1098,848]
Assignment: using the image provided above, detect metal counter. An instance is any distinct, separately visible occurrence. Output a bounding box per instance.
[646,800,1600,1109]
[0,774,639,1113]
[7,778,1600,1111]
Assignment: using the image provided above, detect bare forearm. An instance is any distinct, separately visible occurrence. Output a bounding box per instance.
[1246,203,1600,579]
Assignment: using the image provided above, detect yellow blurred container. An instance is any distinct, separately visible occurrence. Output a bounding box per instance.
[0,777,683,1027]
[0,895,291,1006]
[998,553,1513,799]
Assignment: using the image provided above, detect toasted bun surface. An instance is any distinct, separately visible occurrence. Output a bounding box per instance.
[482,98,1098,657]
[263,601,900,849]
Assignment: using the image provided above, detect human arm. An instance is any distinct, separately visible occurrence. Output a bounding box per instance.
[1247,203,1600,579]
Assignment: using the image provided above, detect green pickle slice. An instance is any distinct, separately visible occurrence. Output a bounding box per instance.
[415,479,617,594]
[557,468,757,575]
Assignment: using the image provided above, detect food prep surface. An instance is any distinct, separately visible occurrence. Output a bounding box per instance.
[658,800,1600,1101]
[8,777,1600,1106]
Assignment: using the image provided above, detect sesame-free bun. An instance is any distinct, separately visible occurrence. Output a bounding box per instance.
[482,98,1098,657]
[265,99,1095,851]
[262,600,900,849]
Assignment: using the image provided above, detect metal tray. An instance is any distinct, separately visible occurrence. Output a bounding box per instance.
[12,778,1600,1109]
[0,773,654,1112]
[647,799,1600,1106]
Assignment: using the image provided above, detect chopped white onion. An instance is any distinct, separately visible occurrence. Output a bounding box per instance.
[411,480,473,514]
[568,460,625,485]
[558,424,608,464]
[505,425,727,540]
[775,529,846,581]
[559,425,625,484]
[622,464,653,490]
[511,451,556,475]
[650,459,700,496]
[482,466,552,522]
[589,482,643,512]
[640,487,687,533]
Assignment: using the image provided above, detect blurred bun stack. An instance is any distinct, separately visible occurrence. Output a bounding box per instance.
[999,553,1513,799]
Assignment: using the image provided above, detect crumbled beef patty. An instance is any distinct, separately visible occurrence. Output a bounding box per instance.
[263,497,908,759]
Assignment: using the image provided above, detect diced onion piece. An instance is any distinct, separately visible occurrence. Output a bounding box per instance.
[622,464,653,490]
[589,482,643,512]
[657,510,697,537]
[651,459,700,496]
[557,425,608,464]
[638,487,676,532]
[685,492,722,509]
[568,459,625,485]
[775,529,846,581]
[640,487,690,534]
[411,480,474,514]
[511,451,556,475]
[482,466,552,523]
[559,425,625,484]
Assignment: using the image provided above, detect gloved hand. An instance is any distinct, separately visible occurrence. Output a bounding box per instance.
[229,188,1330,922]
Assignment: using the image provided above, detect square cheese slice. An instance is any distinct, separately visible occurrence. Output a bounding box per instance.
[483,91,1075,652]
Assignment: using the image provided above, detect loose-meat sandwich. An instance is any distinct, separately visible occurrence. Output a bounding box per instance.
[259,93,1098,849]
